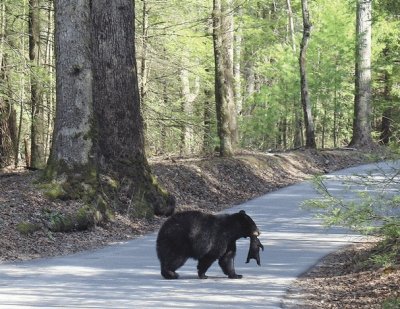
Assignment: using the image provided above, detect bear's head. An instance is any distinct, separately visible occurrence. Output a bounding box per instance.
[236,210,260,238]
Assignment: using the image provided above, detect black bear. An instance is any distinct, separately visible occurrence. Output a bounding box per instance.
[156,210,260,279]
[246,235,264,266]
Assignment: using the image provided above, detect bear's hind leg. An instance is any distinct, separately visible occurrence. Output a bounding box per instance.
[161,268,179,279]
[160,256,187,279]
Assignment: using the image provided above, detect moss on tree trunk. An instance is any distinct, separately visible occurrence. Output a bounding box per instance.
[45,0,175,232]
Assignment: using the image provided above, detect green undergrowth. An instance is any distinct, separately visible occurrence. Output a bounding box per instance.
[382,298,400,309]
[16,221,41,235]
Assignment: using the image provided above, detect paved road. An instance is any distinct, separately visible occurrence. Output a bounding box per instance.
[0,161,399,308]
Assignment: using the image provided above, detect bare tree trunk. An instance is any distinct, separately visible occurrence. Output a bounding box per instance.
[29,0,46,168]
[49,0,94,172]
[226,0,238,146]
[379,71,392,145]
[139,0,149,105]
[0,1,5,73]
[233,6,242,115]
[203,89,213,154]
[0,3,16,167]
[43,0,54,160]
[213,0,236,156]
[299,0,316,149]
[179,65,200,156]
[349,0,373,148]
[286,0,303,148]
[160,72,168,154]
[49,0,175,218]
[286,0,296,53]
[90,0,175,216]
[15,2,28,168]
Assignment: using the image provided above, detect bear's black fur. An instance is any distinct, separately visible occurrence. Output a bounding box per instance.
[156,210,260,279]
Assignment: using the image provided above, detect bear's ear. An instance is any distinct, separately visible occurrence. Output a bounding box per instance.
[239,210,246,215]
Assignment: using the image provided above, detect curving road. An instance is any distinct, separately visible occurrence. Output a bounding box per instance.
[0,161,398,308]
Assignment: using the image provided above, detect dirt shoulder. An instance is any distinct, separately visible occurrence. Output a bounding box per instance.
[0,148,368,262]
[284,240,400,308]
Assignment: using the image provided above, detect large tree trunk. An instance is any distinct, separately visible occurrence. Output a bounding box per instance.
[299,0,316,149]
[213,0,237,157]
[48,0,174,221]
[29,0,46,169]
[50,0,94,172]
[349,0,373,148]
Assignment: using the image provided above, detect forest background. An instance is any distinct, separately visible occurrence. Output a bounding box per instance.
[0,1,399,307]
[0,0,399,169]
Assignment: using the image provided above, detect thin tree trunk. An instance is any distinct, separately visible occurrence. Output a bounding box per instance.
[203,89,213,154]
[286,0,303,148]
[43,0,54,159]
[333,57,339,148]
[15,75,24,168]
[0,1,5,68]
[299,0,316,149]
[179,65,200,156]
[15,2,28,168]
[233,6,242,115]
[226,0,238,146]
[213,0,236,156]
[380,71,392,144]
[29,0,46,168]
[140,0,149,105]
[349,0,373,148]
[286,0,296,53]
[160,71,168,154]
[0,4,16,167]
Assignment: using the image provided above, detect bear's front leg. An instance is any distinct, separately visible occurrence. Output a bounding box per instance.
[218,242,243,279]
[197,255,216,279]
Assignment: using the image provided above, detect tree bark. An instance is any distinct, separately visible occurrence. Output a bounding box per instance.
[233,6,242,115]
[179,64,200,156]
[50,0,94,171]
[203,89,213,154]
[349,0,373,148]
[49,0,175,219]
[379,71,392,145]
[213,0,237,157]
[286,0,303,148]
[29,0,46,169]
[139,0,149,105]
[91,0,174,216]
[299,0,316,149]
[286,0,296,53]
[0,3,16,167]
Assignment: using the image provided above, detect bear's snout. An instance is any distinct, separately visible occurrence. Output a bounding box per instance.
[253,230,260,236]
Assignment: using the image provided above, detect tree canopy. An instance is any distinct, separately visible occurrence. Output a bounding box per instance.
[0,0,399,166]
